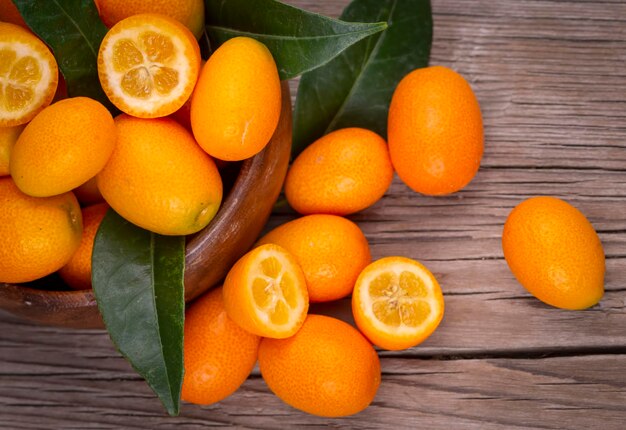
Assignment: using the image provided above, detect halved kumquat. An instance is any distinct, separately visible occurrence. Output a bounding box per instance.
[223,244,309,339]
[0,22,58,126]
[352,256,444,350]
[97,13,200,118]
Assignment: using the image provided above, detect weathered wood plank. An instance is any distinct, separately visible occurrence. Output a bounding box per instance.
[272,170,626,263]
[1,352,624,429]
[2,282,622,356]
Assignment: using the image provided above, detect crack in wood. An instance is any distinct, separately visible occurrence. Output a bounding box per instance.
[380,347,626,361]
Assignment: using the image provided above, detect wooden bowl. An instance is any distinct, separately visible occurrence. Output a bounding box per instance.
[0,82,292,329]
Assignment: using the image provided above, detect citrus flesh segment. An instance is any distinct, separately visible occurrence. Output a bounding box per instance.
[223,244,309,339]
[246,247,306,334]
[0,23,58,126]
[352,256,444,350]
[97,14,200,118]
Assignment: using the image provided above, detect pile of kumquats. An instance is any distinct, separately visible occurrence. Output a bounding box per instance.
[0,0,605,418]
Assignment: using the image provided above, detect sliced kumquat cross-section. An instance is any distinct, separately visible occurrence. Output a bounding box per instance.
[352,256,444,350]
[223,244,309,339]
[97,13,200,118]
[0,23,58,126]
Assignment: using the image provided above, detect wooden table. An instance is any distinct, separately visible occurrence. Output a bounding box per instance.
[1,0,625,428]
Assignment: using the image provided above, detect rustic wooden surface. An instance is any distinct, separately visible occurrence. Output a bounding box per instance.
[1,0,625,428]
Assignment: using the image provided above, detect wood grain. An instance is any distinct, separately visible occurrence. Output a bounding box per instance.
[1,0,625,427]
[1,321,624,429]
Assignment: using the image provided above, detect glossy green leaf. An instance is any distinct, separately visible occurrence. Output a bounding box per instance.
[12,0,114,111]
[293,0,432,154]
[205,0,387,80]
[92,210,185,416]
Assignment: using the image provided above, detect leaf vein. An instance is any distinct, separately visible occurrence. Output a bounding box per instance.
[148,233,174,410]
[50,0,99,59]
[206,24,385,41]
[325,0,397,133]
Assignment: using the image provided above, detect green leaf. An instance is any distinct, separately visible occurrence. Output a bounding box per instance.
[12,0,114,111]
[293,0,432,154]
[205,0,387,80]
[92,210,186,416]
